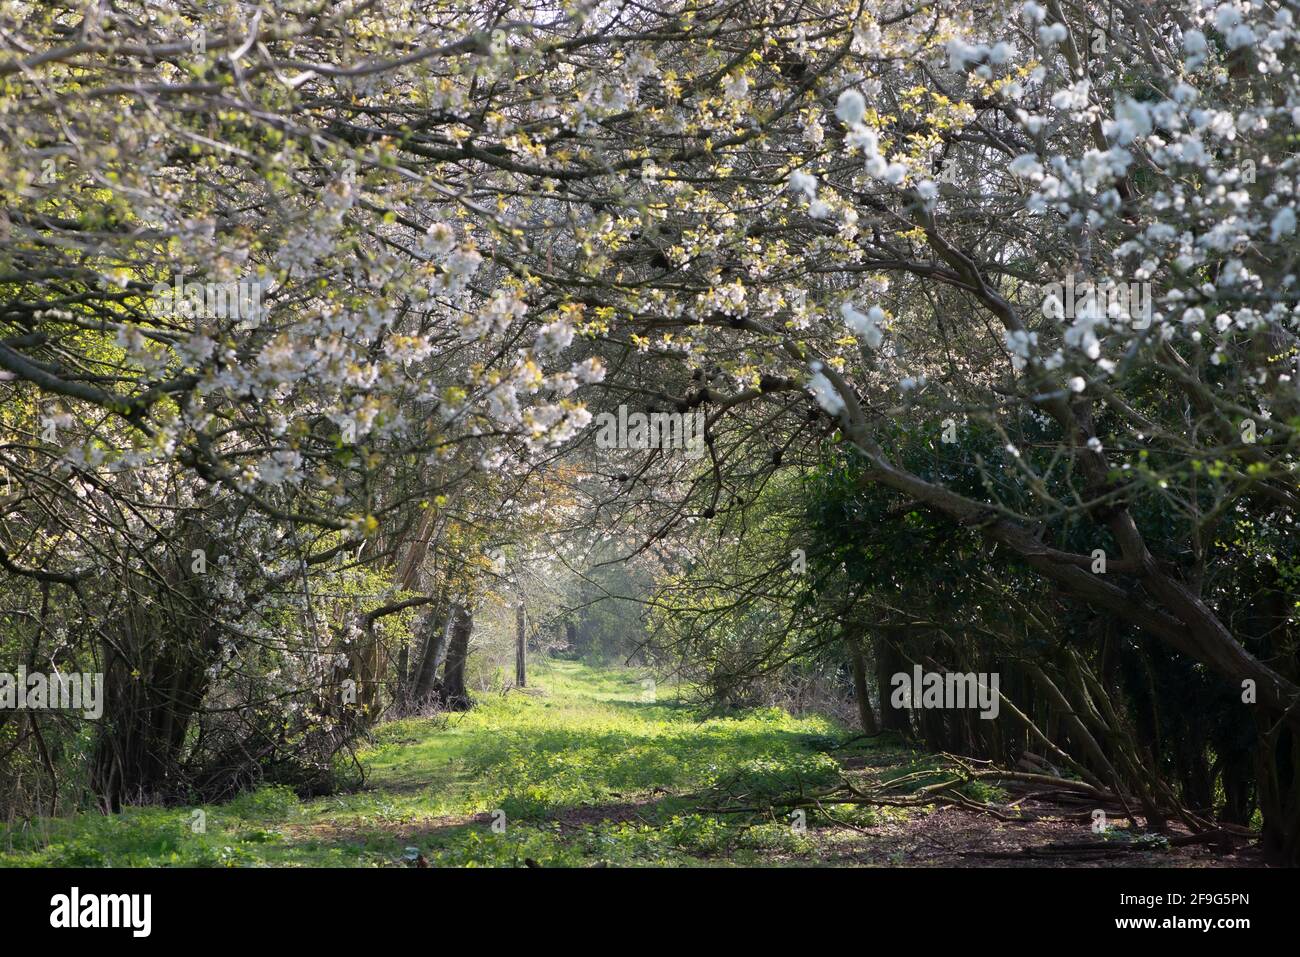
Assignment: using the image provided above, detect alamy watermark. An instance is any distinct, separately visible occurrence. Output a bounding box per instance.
[50,887,151,937]
[149,273,265,322]
[1041,273,1151,329]
[890,666,1000,720]
[0,667,103,719]
[594,405,705,458]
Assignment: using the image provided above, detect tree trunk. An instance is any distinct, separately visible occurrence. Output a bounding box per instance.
[876,629,912,734]
[441,603,473,711]
[91,619,213,811]
[410,604,449,703]
[848,636,877,734]
[1256,723,1300,865]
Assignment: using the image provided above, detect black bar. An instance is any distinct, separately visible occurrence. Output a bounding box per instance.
[1,866,1279,943]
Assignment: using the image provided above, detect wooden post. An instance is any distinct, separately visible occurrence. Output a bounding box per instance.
[515,602,527,688]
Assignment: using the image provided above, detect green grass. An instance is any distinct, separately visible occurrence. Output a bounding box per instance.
[0,660,880,867]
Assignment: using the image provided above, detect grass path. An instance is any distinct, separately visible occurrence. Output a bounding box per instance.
[0,661,1254,867]
[1,661,852,867]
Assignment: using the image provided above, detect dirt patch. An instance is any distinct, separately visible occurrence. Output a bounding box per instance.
[806,803,1268,868]
[279,812,481,845]
[545,799,663,828]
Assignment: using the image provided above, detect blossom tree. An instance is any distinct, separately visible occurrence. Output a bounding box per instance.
[3,0,1300,860]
